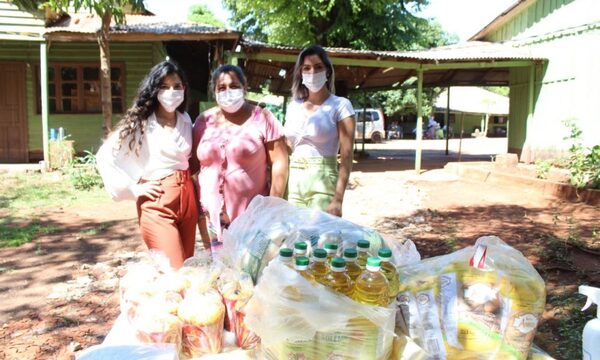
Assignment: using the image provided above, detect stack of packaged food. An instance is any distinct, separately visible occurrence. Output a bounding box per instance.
[118,253,258,358]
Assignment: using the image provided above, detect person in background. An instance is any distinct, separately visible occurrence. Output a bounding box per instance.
[284,45,356,217]
[190,65,288,252]
[96,61,197,269]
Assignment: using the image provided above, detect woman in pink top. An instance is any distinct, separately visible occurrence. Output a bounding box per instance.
[191,65,288,252]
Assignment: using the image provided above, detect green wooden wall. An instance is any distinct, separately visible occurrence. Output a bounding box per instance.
[484,0,599,162]
[486,0,576,42]
[0,40,166,157]
[0,0,44,40]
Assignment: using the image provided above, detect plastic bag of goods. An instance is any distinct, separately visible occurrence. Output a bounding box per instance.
[131,299,183,350]
[220,195,420,283]
[218,269,259,349]
[396,236,546,360]
[177,289,226,357]
[245,260,396,360]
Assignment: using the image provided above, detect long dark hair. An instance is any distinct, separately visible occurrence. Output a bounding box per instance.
[291,45,335,101]
[117,60,189,154]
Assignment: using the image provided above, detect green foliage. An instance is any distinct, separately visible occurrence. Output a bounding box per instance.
[61,150,104,191]
[188,4,225,27]
[10,0,145,23]
[0,218,59,247]
[349,86,440,118]
[563,119,600,189]
[535,159,552,179]
[539,293,595,359]
[483,86,510,97]
[224,0,453,51]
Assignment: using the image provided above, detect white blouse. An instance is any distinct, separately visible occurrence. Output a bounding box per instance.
[284,94,355,157]
[96,111,193,201]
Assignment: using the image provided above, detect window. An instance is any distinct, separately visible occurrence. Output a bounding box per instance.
[36,63,125,114]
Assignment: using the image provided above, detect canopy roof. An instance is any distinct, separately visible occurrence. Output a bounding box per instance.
[44,13,241,42]
[237,40,545,95]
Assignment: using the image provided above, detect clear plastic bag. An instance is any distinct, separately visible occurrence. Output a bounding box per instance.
[396,236,546,360]
[245,260,397,360]
[220,195,420,283]
[218,269,259,349]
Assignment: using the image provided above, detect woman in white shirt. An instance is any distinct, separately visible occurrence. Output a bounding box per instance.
[96,61,198,268]
[284,45,356,216]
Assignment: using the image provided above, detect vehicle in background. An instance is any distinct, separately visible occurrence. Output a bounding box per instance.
[354,108,385,143]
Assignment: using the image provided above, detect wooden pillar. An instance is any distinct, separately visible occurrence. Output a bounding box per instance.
[445,86,450,155]
[40,42,49,166]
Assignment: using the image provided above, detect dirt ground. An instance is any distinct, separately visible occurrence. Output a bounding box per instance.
[0,139,599,359]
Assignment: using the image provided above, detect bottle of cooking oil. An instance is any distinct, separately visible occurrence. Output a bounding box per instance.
[320,257,353,296]
[357,239,372,268]
[378,247,400,304]
[279,247,294,268]
[343,248,362,281]
[309,248,330,282]
[294,241,308,259]
[294,256,315,283]
[352,257,390,306]
[323,242,338,263]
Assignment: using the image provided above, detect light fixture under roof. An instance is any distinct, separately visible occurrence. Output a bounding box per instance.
[278,69,287,77]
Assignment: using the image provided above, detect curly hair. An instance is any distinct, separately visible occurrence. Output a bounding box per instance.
[116,60,189,155]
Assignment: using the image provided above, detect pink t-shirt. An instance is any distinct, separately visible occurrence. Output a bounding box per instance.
[193,106,283,240]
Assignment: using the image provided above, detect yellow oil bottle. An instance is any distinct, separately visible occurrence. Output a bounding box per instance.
[352,257,390,306]
[309,248,330,282]
[294,256,315,283]
[279,247,294,268]
[320,257,353,296]
[357,239,372,268]
[378,247,400,304]
[323,242,338,263]
[294,240,308,259]
[343,248,362,281]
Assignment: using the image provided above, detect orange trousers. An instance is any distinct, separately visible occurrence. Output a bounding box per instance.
[136,170,198,268]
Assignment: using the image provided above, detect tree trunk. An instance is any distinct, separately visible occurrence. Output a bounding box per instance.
[98,10,113,137]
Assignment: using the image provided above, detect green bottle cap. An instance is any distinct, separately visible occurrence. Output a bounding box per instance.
[280,248,293,257]
[343,248,358,258]
[378,247,392,258]
[357,239,370,249]
[313,248,327,259]
[366,257,381,267]
[295,256,310,266]
[324,242,338,250]
[294,241,307,250]
[331,257,346,269]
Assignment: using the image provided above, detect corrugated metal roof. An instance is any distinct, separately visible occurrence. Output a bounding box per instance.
[45,13,240,37]
[241,39,545,62]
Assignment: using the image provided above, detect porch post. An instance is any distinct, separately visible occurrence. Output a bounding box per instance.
[414,68,423,173]
[445,86,450,155]
[40,42,49,165]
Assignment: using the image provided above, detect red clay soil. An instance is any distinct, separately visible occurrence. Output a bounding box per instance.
[0,156,598,359]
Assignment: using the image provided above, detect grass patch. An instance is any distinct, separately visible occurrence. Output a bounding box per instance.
[0,218,60,247]
[538,293,595,359]
[0,172,110,247]
[79,222,112,237]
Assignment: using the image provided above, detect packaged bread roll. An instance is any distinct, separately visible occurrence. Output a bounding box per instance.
[178,290,226,356]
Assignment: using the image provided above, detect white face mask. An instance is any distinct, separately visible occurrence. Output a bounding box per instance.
[216,88,245,113]
[157,89,184,113]
[302,71,328,93]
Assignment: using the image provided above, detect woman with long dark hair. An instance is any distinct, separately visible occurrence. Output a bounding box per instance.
[96,60,198,268]
[284,45,355,216]
[190,64,288,253]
